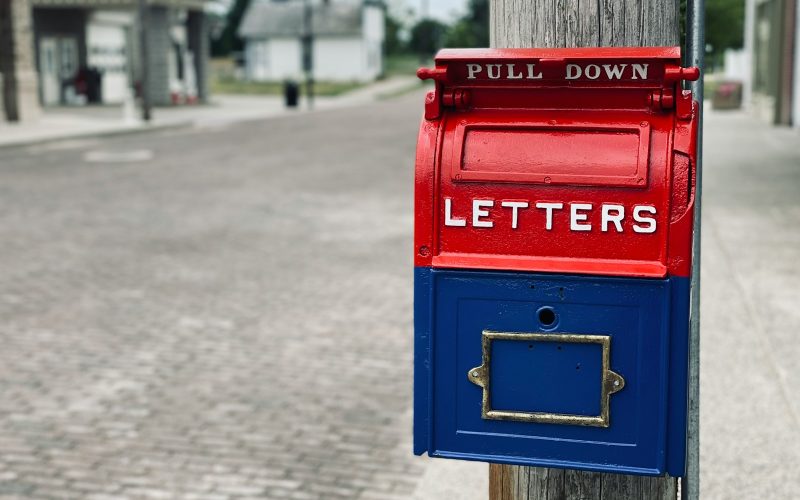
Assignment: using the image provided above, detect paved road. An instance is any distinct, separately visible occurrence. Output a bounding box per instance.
[0,93,798,500]
[0,92,489,500]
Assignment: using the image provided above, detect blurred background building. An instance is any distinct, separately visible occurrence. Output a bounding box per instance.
[0,0,210,121]
[1,0,490,122]
[239,0,385,83]
[742,0,800,126]
[4,0,797,128]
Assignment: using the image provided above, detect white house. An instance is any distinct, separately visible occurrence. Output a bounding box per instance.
[239,0,385,83]
[741,0,800,127]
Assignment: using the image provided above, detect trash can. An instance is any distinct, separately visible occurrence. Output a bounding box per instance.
[284,80,299,108]
[87,67,102,104]
[712,80,742,110]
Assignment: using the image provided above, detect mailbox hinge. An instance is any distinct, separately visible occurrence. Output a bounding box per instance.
[650,64,700,119]
[418,67,471,120]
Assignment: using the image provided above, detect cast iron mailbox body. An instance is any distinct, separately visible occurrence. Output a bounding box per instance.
[413,47,699,476]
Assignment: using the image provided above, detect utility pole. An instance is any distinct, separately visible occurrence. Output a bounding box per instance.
[302,0,314,109]
[137,0,152,122]
[489,1,683,498]
[684,0,704,498]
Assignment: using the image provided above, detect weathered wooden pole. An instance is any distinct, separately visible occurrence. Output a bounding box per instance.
[488,1,681,499]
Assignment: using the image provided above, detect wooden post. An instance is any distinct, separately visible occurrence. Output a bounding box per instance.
[488,1,681,499]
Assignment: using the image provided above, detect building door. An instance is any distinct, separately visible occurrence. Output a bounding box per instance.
[39,37,60,105]
[87,17,131,103]
[38,36,79,105]
[58,37,78,83]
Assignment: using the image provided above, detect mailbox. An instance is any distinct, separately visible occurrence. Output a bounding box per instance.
[413,47,699,476]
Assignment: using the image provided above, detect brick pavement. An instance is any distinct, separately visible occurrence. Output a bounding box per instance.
[0,93,462,499]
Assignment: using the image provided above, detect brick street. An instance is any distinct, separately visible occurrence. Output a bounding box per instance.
[0,93,799,499]
[0,95,432,499]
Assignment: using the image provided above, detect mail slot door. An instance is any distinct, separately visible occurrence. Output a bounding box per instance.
[415,267,689,476]
[434,108,674,277]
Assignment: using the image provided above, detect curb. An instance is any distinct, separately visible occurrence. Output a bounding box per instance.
[0,120,193,151]
[0,80,427,152]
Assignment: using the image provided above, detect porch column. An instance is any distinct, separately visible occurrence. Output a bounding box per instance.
[0,0,41,122]
[144,5,171,106]
[187,10,209,103]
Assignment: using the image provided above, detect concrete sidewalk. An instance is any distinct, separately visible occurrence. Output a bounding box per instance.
[0,75,421,149]
[698,109,800,498]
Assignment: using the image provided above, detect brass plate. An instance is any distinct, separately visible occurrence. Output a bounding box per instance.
[467,331,625,428]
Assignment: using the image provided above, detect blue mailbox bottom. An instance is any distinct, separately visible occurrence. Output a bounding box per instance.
[413,267,689,477]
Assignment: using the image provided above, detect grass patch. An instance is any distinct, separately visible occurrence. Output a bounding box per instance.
[211,77,364,97]
[378,81,429,100]
[703,78,720,98]
[384,54,432,78]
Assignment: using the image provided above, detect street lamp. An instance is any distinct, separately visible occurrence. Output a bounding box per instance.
[137,0,151,121]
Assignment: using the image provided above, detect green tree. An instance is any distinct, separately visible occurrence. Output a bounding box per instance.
[384,12,405,55]
[211,0,251,57]
[408,18,448,56]
[706,0,745,67]
[444,0,489,48]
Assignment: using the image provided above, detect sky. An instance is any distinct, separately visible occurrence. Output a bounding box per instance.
[423,0,469,22]
[207,1,471,23]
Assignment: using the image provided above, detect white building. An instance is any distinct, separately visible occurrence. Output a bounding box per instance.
[239,0,385,83]
[1,0,210,122]
[742,0,800,127]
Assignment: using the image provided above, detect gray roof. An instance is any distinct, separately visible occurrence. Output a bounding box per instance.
[31,0,207,8]
[239,1,365,39]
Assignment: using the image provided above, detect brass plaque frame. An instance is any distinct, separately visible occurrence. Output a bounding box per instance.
[467,331,625,428]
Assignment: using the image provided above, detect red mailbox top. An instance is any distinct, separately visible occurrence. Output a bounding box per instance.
[414,47,699,278]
